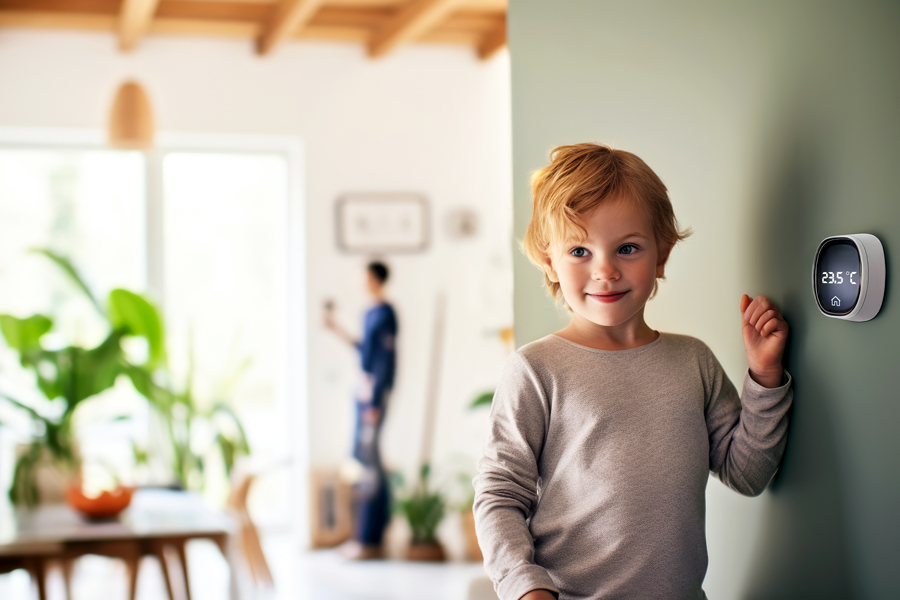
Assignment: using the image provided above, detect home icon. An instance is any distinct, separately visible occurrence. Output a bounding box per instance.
[832,296,841,307]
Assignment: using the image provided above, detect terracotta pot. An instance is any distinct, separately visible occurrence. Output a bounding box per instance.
[406,541,446,562]
[66,484,134,520]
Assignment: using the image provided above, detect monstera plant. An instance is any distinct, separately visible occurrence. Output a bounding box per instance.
[0,250,248,506]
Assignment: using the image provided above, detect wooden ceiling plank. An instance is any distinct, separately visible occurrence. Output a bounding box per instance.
[155,1,271,22]
[257,0,326,55]
[119,0,161,51]
[151,16,260,36]
[0,10,114,30]
[0,0,119,15]
[367,0,457,58]
[311,5,391,26]
[297,24,370,41]
[325,0,505,11]
[477,16,504,60]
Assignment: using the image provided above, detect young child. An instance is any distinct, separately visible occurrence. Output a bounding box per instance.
[473,144,793,600]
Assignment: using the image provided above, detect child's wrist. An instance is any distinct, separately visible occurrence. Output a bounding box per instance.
[749,366,784,388]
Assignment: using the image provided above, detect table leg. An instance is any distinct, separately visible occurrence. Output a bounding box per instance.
[152,544,176,600]
[175,540,191,600]
[124,549,140,600]
[62,558,75,600]
[31,558,47,600]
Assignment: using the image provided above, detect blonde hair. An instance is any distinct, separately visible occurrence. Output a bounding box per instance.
[523,143,692,303]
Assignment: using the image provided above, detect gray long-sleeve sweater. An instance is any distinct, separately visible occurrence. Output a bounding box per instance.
[473,333,793,600]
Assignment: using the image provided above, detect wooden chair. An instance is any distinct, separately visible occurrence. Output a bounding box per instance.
[226,460,290,592]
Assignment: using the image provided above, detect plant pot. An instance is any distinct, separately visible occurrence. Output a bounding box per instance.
[406,541,446,562]
[13,443,79,506]
[462,508,483,561]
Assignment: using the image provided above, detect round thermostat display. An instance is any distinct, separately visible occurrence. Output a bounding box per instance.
[815,240,861,315]
[812,234,885,322]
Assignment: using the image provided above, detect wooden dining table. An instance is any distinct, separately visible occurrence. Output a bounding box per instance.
[0,488,236,600]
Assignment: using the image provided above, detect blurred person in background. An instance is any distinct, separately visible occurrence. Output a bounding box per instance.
[324,261,398,559]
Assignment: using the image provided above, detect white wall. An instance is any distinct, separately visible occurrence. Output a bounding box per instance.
[0,30,512,512]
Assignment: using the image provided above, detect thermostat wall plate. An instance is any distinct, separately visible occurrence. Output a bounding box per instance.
[812,233,885,322]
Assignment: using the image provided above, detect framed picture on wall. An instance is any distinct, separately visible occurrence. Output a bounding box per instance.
[336,193,429,253]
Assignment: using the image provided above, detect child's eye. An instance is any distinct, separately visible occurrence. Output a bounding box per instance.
[619,244,640,255]
[569,247,590,258]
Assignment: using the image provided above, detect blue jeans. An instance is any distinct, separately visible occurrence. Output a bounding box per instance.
[352,398,390,545]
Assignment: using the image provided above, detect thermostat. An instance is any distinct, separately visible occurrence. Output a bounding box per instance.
[812,234,885,321]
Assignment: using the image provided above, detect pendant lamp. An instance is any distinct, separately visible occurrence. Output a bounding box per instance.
[108,80,154,149]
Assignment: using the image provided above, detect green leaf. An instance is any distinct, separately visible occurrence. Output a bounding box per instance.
[49,332,126,410]
[0,314,52,354]
[216,433,237,475]
[212,403,250,454]
[132,442,149,465]
[31,248,103,315]
[469,391,494,410]
[107,289,165,366]
[0,394,47,422]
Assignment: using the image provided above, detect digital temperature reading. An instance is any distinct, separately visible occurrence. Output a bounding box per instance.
[815,240,861,314]
[820,271,856,285]
[812,234,885,322]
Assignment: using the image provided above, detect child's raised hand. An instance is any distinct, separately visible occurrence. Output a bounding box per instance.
[740,294,788,388]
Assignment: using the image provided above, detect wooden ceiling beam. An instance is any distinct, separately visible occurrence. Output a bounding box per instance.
[256,0,326,55]
[367,0,457,59]
[477,16,504,60]
[118,0,161,51]
[0,0,506,56]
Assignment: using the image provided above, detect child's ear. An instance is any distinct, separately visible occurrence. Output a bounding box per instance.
[655,261,666,279]
[542,254,559,283]
[655,246,671,279]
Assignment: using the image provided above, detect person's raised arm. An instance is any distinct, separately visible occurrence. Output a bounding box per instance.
[473,352,560,600]
[739,294,788,388]
[705,294,793,496]
[323,300,359,349]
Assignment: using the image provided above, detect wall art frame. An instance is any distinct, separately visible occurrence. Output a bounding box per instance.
[335,192,430,253]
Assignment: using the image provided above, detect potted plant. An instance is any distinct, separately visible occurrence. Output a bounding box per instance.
[0,250,165,506]
[0,250,249,506]
[392,463,447,561]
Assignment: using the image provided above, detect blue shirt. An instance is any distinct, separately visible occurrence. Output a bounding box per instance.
[357,303,397,404]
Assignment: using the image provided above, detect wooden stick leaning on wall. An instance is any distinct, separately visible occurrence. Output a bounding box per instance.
[418,293,446,473]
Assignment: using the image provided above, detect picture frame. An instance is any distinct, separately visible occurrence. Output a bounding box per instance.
[336,193,429,253]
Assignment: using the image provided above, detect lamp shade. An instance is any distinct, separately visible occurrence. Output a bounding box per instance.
[108,80,154,149]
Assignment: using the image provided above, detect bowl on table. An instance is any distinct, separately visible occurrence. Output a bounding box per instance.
[65,484,134,520]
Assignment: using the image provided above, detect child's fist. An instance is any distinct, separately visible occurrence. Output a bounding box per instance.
[740,294,788,388]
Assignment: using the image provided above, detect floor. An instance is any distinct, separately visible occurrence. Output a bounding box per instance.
[0,534,498,600]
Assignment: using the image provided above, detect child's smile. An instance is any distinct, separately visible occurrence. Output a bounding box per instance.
[544,195,665,346]
[588,290,629,303]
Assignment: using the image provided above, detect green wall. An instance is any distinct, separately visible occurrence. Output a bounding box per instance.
[508,2,899,598]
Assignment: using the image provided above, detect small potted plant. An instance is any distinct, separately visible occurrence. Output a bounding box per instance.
[392,463,446,561]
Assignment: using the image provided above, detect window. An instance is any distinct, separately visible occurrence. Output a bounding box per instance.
[0,135,299,532]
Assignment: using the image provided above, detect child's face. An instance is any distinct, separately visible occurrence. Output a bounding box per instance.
[544,196,665,331]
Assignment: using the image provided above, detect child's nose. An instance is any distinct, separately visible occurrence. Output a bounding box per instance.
[591,256,620,281]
